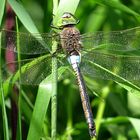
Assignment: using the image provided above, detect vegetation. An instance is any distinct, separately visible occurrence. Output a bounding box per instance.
[0,0,140,140]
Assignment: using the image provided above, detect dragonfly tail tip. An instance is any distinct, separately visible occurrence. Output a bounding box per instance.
[89,129,96,138]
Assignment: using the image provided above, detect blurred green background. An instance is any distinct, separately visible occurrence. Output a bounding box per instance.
[0,0,140,140]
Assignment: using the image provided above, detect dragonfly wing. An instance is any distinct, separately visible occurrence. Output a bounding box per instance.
[0,29,60,55]
[81,27,140,52]
[80,51,140,87]
[2,55,53,85]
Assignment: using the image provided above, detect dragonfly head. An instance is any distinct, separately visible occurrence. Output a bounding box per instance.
[51,12,80,29]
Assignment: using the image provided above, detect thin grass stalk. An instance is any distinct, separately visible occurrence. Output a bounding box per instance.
[51,41,58,140]
[53,0,58,15]
[16,17,22,140]
[51,41,58,139]
[0,0,5,26]
[51,50,58,140]
[51,0,59,139]
[66,87,73,136]
[92,86,109,140]
[0,31,9,140]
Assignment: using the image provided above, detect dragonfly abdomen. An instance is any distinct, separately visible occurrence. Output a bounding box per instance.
[73,65,96,137]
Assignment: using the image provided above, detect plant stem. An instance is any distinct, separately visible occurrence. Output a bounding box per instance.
[53,0,58,15]
[51,1,58,139]
[92,86,109,140]
[0,31,10,140]
[16,17,22,140]
[51,41,58,140]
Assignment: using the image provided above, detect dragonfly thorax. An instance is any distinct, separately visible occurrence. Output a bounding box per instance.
[60,26,81,57]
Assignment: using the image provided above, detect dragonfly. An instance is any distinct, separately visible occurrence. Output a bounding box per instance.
[1,12,140,138]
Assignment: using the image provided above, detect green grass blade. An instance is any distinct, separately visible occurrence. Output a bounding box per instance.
[0,30,9,140]
[27,80,52,140]
[103,116,140,139]
[85,6,106,32]
[15,17,22,140]
[52,1,59,139]
[116,82,140,98]
[3,55,49,89]
[93,86,109,139]
[51,42,58,140]
[7,0,39,33]
[57,0,80,16]
[2,55,51,104]
[53,0,80,25]
[27,66,68,140]
[0,0,5,26]
[129,118,140,139]
[7,0,51,52]
[93,0,140,22]
[53,0,58,15]
[20,90,33,123]
[86,60,140,94]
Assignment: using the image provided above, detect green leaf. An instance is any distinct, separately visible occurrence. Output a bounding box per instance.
[2,54,50,98]
[0,0,5,26]
[21,90,33,123]
[103,116,140,139]
[57,0,80,15]
[117,82,140,98]
[85,6,107,32]
[27,79,52,140]
[93,0,140,22]
[128,93,140,115]
[84,60,140,94]
[53,0,80,25]
[129,118,140,139]
[7,0,39,33]
[0,27,9,140]
[27,66,68,140]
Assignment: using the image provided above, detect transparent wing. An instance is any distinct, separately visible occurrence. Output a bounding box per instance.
[80,27,140,87]
[1,53,68,86]
[81,26,140,52]
[81,51,140,87]
[0,29,60,55]
[2,55,52,85]
[0,29,67,86]
[1,27,140,86]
